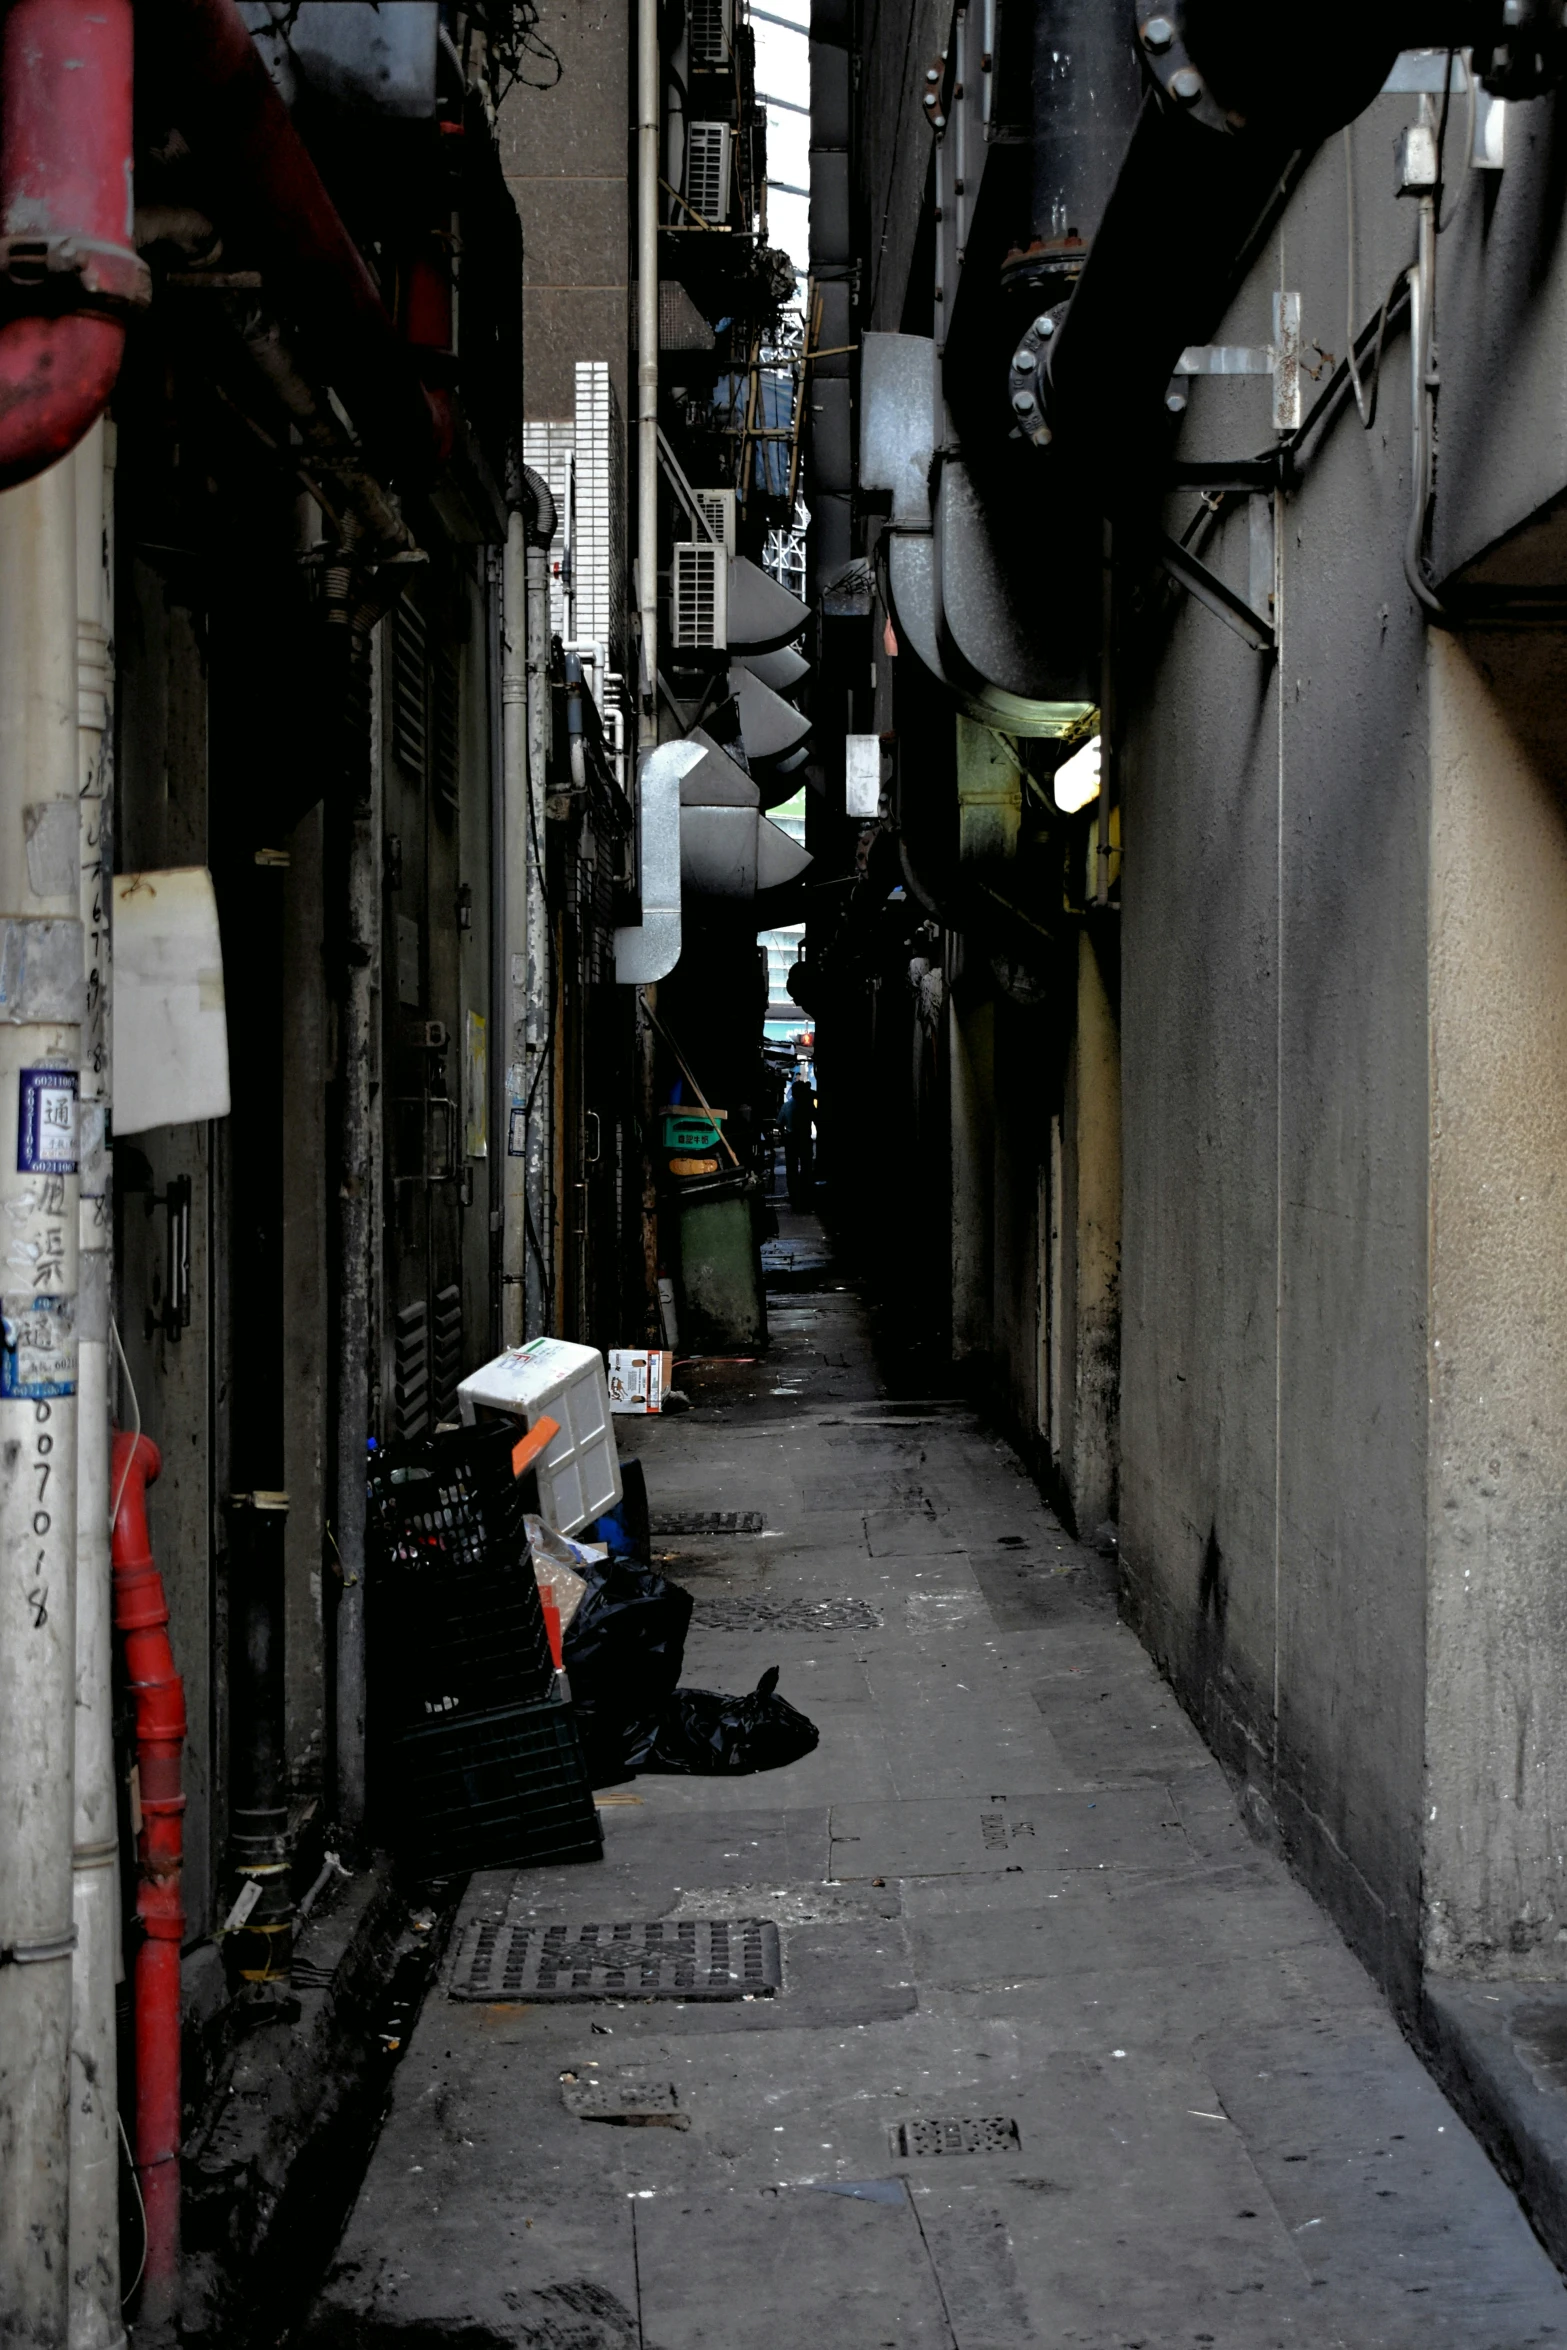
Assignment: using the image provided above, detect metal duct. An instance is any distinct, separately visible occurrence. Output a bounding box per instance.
[730,664,812,761]
[614,739,705,983]
[680,806,812,897]
[726,556,810,650]
[737,644,810,694]
[679,727,759,806]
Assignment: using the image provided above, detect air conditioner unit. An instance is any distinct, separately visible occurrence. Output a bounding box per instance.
[671,541,729,650]
[689,0,732,67]
[684,122,732,225]
[693,488,737,557]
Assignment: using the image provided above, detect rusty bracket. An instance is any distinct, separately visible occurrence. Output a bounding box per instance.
[0,232,151,314]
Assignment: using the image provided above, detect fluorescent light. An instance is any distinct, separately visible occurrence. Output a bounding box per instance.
[1053,734,1101,814]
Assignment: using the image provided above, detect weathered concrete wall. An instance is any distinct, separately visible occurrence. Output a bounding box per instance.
[1426,632,1567,1980]
[1123,81,1567,2001]
[498,0,630,421]
[1059,931,1120,1536]
[1121,96,1437,2001]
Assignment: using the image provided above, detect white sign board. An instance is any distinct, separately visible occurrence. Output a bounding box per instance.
[112,868,232,1135]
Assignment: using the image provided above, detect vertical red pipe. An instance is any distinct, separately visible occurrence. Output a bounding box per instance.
[111,1433,185,2315]
[0,0,136,487]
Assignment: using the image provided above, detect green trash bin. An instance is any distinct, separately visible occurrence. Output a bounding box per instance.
[675,1172,767,1352]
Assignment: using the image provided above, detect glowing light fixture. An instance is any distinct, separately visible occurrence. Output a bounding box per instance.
[1053,733,1101,814]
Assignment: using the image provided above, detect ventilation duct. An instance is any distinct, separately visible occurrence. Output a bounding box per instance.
[679,727,759,806]
[614,739,706,984]
[680,806,813,897]
[736,644,810,695]
[726,555,809,651]
[730,664,811,764]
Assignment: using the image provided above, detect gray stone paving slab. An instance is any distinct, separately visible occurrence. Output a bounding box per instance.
[302,1215,1567,2346]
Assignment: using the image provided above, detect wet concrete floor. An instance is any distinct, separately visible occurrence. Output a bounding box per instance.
[302,1211,1567,2347]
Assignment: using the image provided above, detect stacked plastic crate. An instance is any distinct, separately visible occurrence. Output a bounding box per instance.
[366,1419,604,1877]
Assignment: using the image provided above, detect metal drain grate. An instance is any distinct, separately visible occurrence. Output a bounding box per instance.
[890,2116,1021,2159]
[560,2076,690,2128]
[691,1595,884,1632]
[448,1918,782,2002]
[649,1511,764,1536]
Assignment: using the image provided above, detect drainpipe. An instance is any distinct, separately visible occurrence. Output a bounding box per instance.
[503,470,556,1345]
[110,1435,184,2337]
[522,468,556,1338]
[636,0,660,748]
[0,0,143,490]
[154,0,439,478]
[70,418,123,2350]
[333,719,382,1847]
[0,452,86,2349]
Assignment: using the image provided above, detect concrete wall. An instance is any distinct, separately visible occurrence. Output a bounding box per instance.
[1426,633,1567,1979]
[498,0,630,421]
[1120,85,1567,2002]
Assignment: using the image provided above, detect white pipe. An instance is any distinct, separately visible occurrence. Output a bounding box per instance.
[0,451,85,2348]
[524,519,553,1336]
[501,509,530,1347]
[637,0,659,747]
[69,418,124,2350]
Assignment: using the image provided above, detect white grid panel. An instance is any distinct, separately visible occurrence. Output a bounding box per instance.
[522,418,575,643]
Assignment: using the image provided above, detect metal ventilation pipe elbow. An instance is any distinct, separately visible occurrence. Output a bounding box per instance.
[521,463,557,551]
[0,0,143,490]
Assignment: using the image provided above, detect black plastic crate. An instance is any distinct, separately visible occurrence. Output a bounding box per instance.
[392,1698,604,1877]
[368,1423,555,1723]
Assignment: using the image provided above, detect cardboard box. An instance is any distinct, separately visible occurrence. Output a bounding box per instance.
[607,1348,673,1414]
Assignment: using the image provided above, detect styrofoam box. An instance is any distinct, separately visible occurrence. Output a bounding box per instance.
[457,1339,622,1537]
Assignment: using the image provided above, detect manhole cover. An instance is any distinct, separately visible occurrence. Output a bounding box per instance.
[448,1918,782,2001]
[691,1595,883,1631]
[889,2116,1021,2158]
[649,1511,764,1536]
[560,2075,690,2128]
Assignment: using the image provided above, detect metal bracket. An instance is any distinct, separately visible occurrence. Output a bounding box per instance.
[0,234,151,314]
[1171,293,1302,434]
[1160,530,1276,655]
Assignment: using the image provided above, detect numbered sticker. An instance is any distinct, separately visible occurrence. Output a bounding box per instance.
[18,1067,78,1175]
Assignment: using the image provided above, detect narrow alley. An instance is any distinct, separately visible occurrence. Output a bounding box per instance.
[301,1214,1567,2350]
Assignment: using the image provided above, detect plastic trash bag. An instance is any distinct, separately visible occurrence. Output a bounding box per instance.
[561,1555,693,1708]
[622,1667,820,1776]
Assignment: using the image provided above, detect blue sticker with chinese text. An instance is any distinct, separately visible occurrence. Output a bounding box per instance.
[18,1067,77,1175]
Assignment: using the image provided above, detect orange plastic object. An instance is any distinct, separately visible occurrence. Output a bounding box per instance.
[511,1412,560,1478]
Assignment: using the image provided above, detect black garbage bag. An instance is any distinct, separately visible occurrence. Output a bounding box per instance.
[562,1555,693,1707]
[622,1667,820,1776]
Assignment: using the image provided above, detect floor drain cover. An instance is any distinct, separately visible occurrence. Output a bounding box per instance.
[560,2076,690,2128]
[691,1595,883,1631]
[649,1511,764,1536]
[890,2116,1021,2158]
[449,1919,782,2002]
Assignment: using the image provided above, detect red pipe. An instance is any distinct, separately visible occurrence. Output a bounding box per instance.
[112,1432,185,2316]
[156,0,442,478]
[0,0,138,489]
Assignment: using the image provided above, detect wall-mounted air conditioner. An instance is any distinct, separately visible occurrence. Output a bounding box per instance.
[689,0,732,68]
[693,488,737,557]
[684,122,733,224]
[670,541,729,650]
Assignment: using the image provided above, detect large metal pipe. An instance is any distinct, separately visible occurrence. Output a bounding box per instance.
[0,0,140,490]
[0,450,86,2349]
[1022,0,1144,295]
[154,0,439,479]
[636,0,660,747]
[69,418,123,2350]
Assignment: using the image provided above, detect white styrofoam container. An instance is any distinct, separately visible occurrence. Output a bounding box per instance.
[457,1339,622,1537]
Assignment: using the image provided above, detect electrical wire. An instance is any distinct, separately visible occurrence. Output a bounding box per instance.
[109,1312,142,1536]
[118,2111,147,2303]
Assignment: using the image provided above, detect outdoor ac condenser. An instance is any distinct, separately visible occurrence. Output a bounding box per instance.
[670,540,729,650]
[694,487,737,557]
[688,0,732,67]
[684,122,732,224]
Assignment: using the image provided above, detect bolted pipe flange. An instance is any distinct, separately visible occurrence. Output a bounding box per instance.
[1005,306,1064,449]
[1136,5,1233,132]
